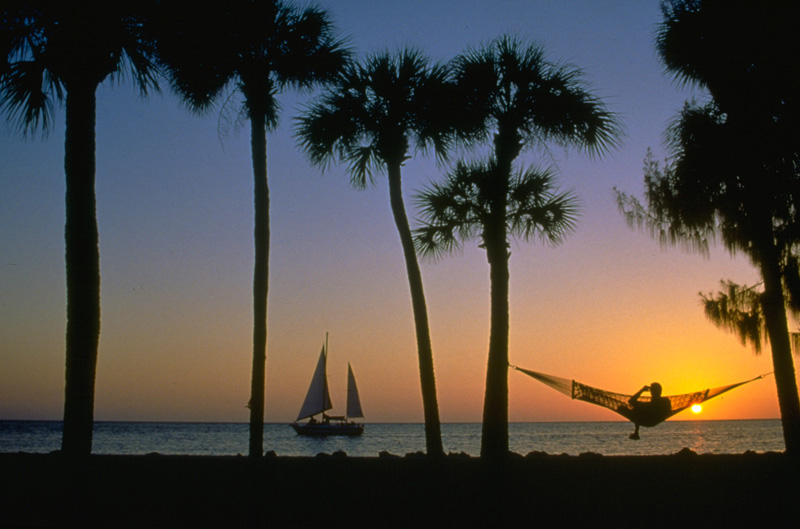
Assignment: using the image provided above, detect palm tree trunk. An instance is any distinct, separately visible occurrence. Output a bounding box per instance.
[248,113,269,458]
[480,218,510,461]
[387,163,443,456]
[61,82,101,458]
[759,242,800,454]
[480,142,515,461]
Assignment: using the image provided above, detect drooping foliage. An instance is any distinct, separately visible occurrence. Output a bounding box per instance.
[700,281,766,353]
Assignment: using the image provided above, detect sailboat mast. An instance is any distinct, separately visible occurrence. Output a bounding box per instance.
[322,332,329,418]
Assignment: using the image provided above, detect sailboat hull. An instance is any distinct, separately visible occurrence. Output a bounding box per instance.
[291,421,364,437]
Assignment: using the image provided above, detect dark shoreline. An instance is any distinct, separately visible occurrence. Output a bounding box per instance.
[1,450,797,528]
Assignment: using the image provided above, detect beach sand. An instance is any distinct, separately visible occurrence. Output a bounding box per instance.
[0,450,796,528]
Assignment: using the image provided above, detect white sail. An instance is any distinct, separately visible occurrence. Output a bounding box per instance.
[296,345,333,421]
[346,363,364,419]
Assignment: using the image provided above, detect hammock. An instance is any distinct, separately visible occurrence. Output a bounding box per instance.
[511,365,771,430]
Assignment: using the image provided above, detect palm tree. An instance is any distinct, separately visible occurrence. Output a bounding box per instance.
[1,1,159,457]
[295,49,455,456]
[430,35,620,460]
[616,0,800,454]
[415,161,579,461]
[153,0,349,458]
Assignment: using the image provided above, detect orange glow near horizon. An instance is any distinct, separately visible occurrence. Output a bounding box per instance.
[0,1,795,427]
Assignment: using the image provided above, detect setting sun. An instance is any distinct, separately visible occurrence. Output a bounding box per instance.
[692,404,703,414]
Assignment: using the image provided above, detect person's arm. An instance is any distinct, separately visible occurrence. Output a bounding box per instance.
[629,385,649,405]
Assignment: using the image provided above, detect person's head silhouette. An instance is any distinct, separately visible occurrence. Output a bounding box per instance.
[650,382,662,397]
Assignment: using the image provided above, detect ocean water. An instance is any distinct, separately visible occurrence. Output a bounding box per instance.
[0,420,784,457]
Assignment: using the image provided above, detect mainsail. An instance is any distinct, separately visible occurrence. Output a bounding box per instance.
[346,363,364,419]
[511,365,771,426]
[296,345,333,421]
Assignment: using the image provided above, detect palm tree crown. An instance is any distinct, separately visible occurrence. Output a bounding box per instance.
[296,48,454,182]
[2,1,158,133]
[452,35,620,165]
[415,161,579,257]
[155,0,348,126]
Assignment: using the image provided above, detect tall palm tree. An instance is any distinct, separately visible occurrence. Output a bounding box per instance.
[1,1,159,457]
[152,0,348,458]
[295,49,455,456]
[617,0,800,454]
[415,161,579,461]
[434,35,620,460]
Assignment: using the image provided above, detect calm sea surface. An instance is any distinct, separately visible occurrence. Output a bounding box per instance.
[0,420,784,457]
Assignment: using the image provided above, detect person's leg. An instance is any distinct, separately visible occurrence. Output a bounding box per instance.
[629,424,640,440]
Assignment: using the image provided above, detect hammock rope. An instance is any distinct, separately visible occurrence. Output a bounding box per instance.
[510,365,771,429]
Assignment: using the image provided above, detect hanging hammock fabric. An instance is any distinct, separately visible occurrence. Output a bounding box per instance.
[511,365,771,427]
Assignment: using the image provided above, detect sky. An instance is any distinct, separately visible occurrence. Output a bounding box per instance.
[0,0,789,425]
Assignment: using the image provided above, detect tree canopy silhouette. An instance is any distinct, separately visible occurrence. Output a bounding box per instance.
[616,0,800,453]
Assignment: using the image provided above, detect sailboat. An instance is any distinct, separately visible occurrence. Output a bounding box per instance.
[291,335,365,436]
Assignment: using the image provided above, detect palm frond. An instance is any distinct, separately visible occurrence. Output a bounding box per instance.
[507,165,579,245]
[1,5,60,135]
[117,45,160,96]
[151,1,236,112]
[238,77,282,130]
[451,33,622,162]
[3,1,160,136]
[295,47,453,186]
[520,56,622,155]
[1,2,39,75]
[413,160,492,259]
[344,145,380,189]
[293,67,370,170]
[214,88,247,141]
[407,54,459,163]
[269,3,351,91]
[448,45,496,146]
[101,7,160,96]
[153,0,348,130]
[0,58,59,135]
[413,223,464,261]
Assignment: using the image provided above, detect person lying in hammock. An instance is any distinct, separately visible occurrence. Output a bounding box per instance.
[512,365,770,440]
[626,383,672,440]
